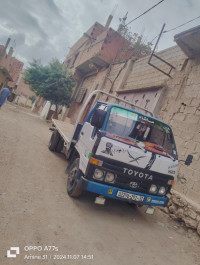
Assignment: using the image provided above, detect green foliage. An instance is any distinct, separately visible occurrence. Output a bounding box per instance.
[29,95,36,103]
[118,14,152,57]
[24,59,75,106]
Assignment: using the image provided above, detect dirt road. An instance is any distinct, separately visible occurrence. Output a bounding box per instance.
[0,103,199,265]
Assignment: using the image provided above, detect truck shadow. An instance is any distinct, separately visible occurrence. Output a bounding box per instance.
[69,191,153,225]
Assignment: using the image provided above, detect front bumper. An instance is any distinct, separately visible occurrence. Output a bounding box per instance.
[78,177,169,207]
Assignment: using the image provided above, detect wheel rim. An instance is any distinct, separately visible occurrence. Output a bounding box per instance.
[68,166,78,189]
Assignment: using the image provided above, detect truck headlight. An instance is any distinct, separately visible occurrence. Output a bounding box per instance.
[105,172,115,183]
[158,186,166,195]
[93,169,104,181]
[149,184,158,194]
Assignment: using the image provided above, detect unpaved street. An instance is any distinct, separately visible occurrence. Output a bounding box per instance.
[0,103,200,265]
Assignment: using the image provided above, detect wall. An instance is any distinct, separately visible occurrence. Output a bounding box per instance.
[63,22,105,71]
[67,73,99,123]
[67,62,127,123]
[107,45,200,233]
[0,44,24,88]
[0,71,7,89]
[159,56,200,203]
[157,54,200,234]
[8,57,24,88]
[122,46,186,91]
[14,95,33,108]
[14,70,35,98]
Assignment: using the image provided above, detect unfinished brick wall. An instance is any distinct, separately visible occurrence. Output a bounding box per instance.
[159,56,200,203]
[103,62,126,94]
[158,55,200,234]
[123,46,186,91]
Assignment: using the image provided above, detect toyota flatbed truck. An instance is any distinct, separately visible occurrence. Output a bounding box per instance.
[48,90,192,214]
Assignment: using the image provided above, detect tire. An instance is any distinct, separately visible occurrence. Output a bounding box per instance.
[56,138,64,153]
[48,130,60,151]
[67,158,83,198]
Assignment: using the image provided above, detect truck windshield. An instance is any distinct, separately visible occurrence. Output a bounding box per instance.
[105,106,177,158]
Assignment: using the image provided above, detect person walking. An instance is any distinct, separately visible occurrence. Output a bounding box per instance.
[0,87,11,108]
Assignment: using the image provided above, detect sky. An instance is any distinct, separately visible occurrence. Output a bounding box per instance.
[0,0,199,68]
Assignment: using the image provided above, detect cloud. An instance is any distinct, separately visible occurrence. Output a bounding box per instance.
[0,0,199,67]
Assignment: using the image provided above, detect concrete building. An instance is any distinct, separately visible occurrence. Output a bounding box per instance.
[13,70,36,108]
[8,57,24,89]
[63,17,133,123]
[0,39,24,92]
[0,43,13,89]
[65,23,200,234]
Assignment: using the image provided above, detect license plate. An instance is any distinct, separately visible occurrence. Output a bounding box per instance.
[116,190,144,202]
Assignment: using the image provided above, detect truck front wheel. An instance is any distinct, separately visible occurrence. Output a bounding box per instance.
[49,130,60,151]
[67,158,83,198]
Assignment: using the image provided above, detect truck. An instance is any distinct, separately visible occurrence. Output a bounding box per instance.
[48,90,192,214]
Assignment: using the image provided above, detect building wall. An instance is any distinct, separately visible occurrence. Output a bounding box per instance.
[14,70,35,98]
[14,95,33,108]
[103,62,126,93]
[158,55,200,204]
[68,70,108,124]
[0,43,24,89]
[63,22,105,71]
[122,46,187,91]
[75,30,107,68]
[67,46,187,123]
[100,30,132,63]
[0,71,7,89]
[113,45,200,208]
[8,57,24,88]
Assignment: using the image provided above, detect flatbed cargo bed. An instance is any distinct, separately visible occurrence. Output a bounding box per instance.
[52,119,75,148]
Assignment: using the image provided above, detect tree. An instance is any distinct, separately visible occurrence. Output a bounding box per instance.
[118,13,152,57]
[24,59,75,109]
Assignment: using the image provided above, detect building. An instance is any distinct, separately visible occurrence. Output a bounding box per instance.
[12,70,36,108]
[0,41,13,90]
[65,22,200,234]
[0,38,24,92]
[8,57,24,89]
[63,16,133,123]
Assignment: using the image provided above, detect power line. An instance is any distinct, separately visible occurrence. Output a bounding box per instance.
[66,38,105,61]
[150,34,159,44]
[150,15,200,43]
[163,15,200,33]
[125,0,165,26]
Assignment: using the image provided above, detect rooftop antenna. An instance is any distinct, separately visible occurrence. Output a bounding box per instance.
[118,12,128,33]
[12,39,16,49]
[111,4,118,16]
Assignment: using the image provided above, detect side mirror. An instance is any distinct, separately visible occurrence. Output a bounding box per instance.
[185,154,193,166]
[91,108,107,129]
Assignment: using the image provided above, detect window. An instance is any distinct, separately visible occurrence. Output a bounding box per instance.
[105,106,176,158]
[75,87,87,103]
